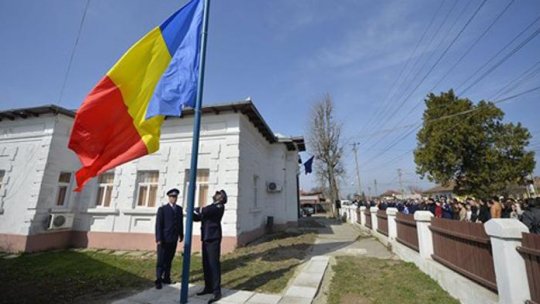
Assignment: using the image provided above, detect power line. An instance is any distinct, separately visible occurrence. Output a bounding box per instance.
[368,0,463,139]
[357,85,540,169]
[364,0,488,151]
[58,0,91,104]
[430,0,515,91]
[456,14,540,92]
[460,26,540,94]
[355,0,448,135]
[490,59,540,100]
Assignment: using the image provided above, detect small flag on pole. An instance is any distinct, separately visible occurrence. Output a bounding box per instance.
[304,156,314,174]
[68,0,203,191]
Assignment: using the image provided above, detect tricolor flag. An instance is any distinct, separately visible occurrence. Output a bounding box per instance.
[69,0,203,191]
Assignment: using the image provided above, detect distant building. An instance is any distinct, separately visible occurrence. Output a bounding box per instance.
[299,191,328,213]
[422,183,455,198]
[0,101,305,253]
[379,190,401,200]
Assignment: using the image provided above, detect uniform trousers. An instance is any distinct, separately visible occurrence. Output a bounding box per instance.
[156,242,177,281]
[202,239,221,295]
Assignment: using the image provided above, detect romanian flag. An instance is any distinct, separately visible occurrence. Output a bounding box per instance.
[69,0,203,191]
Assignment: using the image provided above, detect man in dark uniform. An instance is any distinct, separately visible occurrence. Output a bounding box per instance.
[155,188,184,289]
[194,190,227,304]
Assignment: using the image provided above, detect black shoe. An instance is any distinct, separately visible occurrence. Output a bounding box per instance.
[162,278,172,284]
[155,280,162,290]
[208,293,221,303]
[196,289,212,296]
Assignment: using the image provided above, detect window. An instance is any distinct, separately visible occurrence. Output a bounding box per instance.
[253,175,259,208]
[0,170,5,193]
[56,172,72,206]
[184,169,209,207]
[136,171,159,207]
[96,172,114,207]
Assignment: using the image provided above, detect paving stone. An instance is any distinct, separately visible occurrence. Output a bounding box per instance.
[220,289,255,303]
[112,250,129,256]
[284,286,317,299]
[127,251,147,257]
[3,254,20,259]
[292,272,323,288]
[277,296,312,304]
[302,261,327,275]
[245,293,281,304]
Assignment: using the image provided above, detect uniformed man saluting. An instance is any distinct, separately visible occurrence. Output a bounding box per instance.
[155,188,184,289]
[194,189,227,304]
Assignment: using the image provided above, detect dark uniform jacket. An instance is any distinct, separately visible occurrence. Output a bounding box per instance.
[194,202,225,241]
[155,204,184,243]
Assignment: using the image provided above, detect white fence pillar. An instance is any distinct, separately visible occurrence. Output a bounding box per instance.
[359,206,366,226]
[484,219,531,304]
[370,207,378,232]
[386,208,398,240]
[414,211,434,259]
[352,206,358,223]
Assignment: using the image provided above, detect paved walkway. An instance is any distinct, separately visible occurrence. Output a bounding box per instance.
[113,217,389,304]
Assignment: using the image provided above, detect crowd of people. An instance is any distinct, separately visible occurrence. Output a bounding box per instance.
[352,196,540,234]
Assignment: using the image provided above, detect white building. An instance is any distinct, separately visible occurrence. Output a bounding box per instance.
[0,101,304,253]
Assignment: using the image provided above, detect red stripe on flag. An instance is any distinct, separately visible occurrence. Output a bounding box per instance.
[69,76,148,191]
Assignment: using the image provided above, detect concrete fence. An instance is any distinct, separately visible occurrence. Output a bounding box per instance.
[339,205,533,304]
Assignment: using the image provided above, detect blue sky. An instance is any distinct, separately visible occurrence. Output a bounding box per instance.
[0,0,539,195]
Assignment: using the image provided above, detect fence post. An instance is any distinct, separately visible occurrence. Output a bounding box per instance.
[414,211,434,259]
[359,206,366,226]
[352,206,358,223]
[386,208,398,240]
[484,219,530,304]
[370,207,378,232]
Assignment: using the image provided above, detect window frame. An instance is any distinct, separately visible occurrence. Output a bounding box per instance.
[55,172,73,207]
[95,172,115,208]
[253,175,259,208]
[0,170,5,193]
[183,169,210,208]
[135,171,159,208]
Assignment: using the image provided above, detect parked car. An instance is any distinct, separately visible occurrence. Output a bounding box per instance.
[301,205,315,217]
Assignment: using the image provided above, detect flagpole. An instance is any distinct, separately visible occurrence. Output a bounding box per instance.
[180,0,210,303]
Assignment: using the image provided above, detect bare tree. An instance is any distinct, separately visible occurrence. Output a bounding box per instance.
[308,94,344,216]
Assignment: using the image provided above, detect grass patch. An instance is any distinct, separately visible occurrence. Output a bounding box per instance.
[327,256,459,304]
[0,232,315,303]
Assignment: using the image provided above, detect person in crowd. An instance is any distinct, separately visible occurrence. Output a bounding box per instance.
[489,196,502,219]
[465,203,473,222]
[442,201,453,219]
[458,203,467,221]
[434,200,443,218]
[502,199,513,218]
[521,197,540,234]
[477,199,491,223]
[451,198,460,220]
[469,198,479,222]
[509,202,519,219]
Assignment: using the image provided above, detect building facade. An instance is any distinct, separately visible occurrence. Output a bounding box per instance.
[0,101,304,253]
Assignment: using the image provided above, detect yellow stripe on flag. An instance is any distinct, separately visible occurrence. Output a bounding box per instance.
[107,27,171,153]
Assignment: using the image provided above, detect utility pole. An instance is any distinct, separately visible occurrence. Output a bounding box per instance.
[398,168,404,199]
[351,142,362,197]
[374,179,378,198]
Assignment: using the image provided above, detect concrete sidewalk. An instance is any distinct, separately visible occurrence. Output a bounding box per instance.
[112,217,389,304]
[112,255,329,304]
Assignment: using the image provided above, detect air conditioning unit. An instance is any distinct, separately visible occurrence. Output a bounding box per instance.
[48,213,75,230]
[266,182,282,193]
